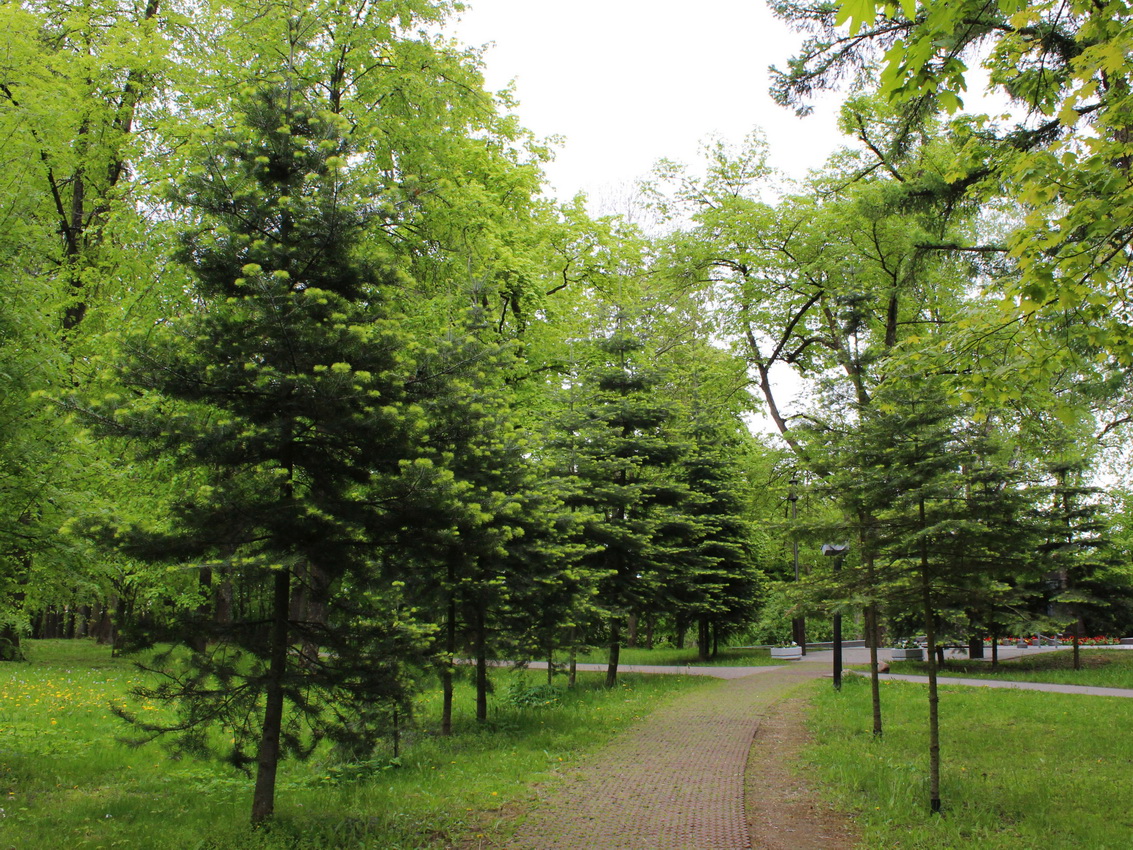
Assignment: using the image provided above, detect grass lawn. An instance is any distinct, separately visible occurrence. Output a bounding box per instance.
[805,674,1133,849]
[889,648,1133,689]
[571,645,778,667]
[1,639,711,849]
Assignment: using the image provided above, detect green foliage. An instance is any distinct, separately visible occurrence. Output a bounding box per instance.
[72,83,497,819]
[547,317,685,623]
[501,673,563,708]
[778,0,1133,371]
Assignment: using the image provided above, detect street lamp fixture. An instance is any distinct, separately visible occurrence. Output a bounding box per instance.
[822,543,850,690]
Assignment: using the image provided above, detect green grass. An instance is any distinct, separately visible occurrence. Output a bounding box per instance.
[804,675,1133,849]
[889,649,1133,689]
[570,645,778,667]
[1,639,711,849]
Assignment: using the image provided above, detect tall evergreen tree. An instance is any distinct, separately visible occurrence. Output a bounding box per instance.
[79,85,472,824]
[1036,453,1110,670]
[549,321,682,687]
[839,374,1041,812]
[666,409,765,660]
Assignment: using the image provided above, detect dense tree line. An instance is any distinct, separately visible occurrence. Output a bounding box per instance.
[3,0,1133,826]
[0,0,774,823]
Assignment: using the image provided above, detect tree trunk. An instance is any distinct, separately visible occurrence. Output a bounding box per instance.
[920,499,942,815]
[568,627,577,689]
[289,561,328,670]
[605,619,621,688]
[214,559,234,626]
[697,617,710,662]
[1073,617,1083,671]
[190,567,212,653]
[967,634,984,659]
[474,607,488,723]
[626,614,638,648]
[251,568,291,825]
[645,614,655,649]
[93,602,114,645]
[441,592,456,736]
[866,603,882,737]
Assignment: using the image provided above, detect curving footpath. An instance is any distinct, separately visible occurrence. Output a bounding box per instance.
[498,662,827,850]
[479,652,1133,849]
[866,672,1133,698]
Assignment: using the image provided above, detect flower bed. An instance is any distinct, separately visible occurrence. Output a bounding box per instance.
[982,636,1120,647]
[771,645,802,660]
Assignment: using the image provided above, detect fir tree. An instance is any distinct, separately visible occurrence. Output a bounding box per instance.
[549,322,682,687]
[841,374,1041,812]
[81,86,463,824]
[671,412,765,660]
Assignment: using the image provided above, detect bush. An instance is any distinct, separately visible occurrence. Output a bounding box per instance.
[501,674,562,708]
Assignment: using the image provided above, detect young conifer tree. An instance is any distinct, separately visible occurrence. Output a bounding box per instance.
[550,321,683,687]
[85,85,453,823]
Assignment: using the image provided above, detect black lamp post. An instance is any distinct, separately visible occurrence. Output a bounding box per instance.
[822,543,850,690]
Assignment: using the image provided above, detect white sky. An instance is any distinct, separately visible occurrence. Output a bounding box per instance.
[450,0,846,203]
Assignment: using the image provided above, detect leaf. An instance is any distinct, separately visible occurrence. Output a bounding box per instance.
[937,90,963,113]
[1057,101,1080,127]
[836,0,879,35]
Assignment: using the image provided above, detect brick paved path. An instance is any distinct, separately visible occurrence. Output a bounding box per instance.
[501,662,827,850]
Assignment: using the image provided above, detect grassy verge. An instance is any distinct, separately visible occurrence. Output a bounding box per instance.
[889,649,1133,689]
[2,639,711,849]
[804,675,1133,848]
[570,645,777,667]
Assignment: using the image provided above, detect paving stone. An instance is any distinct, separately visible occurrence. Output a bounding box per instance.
[502,663,826,849]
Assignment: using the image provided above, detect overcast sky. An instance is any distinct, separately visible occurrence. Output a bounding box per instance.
[450,0,846,203]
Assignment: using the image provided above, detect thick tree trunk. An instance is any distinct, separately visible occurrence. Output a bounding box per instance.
[967,632,984,659]
[626,614,638,648]
[251,568,291,825]
[605,619,621,688]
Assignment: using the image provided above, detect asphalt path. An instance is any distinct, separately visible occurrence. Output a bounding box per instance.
[515,647,1133,698]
